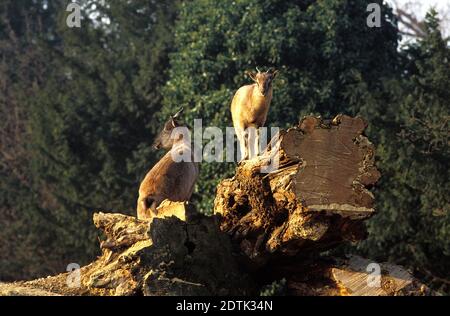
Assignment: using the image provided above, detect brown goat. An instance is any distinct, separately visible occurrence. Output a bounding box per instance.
[137,108,199,220]
[231,68,278,160]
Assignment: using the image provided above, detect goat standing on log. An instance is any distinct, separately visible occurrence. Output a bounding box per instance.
[137,108,199,220]
[231,67,278,161]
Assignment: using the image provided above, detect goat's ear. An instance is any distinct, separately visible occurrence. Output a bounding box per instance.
[271,70,279,79]
[246,71,257,82]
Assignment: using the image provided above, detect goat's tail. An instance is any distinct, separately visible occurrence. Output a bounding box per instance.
[137,196,159,220]
[143,196,158,215]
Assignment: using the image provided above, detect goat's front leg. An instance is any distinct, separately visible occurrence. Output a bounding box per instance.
[247,127,259,159]
[236,127,248,161]
[242,130,249,161]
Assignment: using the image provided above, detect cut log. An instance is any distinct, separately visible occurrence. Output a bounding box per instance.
[0,283,61,296]
[260,255,434,296]
[214,115,381,266]
[90,203,255,295]
[330,256,433,296]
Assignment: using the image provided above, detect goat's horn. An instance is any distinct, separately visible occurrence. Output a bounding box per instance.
[256,67,261,73]
[172,107,184,119]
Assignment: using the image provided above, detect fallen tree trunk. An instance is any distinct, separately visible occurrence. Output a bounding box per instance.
[0,115,435,296]
[1,207,431,296]
[5,203,255,296]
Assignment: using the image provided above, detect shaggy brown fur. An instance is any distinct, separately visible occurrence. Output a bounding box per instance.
[137,109,199,220]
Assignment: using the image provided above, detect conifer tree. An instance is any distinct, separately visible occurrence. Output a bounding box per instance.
[357,9,450,292]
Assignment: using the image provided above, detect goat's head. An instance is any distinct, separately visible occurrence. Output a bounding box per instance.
[246,67,278,96]
[152,107,184,150]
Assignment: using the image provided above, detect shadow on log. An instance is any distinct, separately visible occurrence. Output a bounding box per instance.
[0,116,435,296]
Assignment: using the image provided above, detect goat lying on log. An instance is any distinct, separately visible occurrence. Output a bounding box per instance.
[231,67,278,161]
[136,108,199,220]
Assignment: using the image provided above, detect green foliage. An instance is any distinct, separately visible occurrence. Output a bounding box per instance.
[0,0,70,280]
[355,10,450,293]
[0,0,179,280]
[161,0,398,212]
[260,278,287,296]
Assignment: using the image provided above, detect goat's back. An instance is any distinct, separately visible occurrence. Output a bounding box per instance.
[231,84,254,123]
[137,149,198,220]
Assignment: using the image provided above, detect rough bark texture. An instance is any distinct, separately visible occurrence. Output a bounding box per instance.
[0,116,436,296]
[87,204,254,296]
[214,115,381,266]
[1,203,254,296]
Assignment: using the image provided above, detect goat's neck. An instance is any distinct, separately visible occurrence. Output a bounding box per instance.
[172,137,190,148]
[171,137,192,156]
[251,85,272,108]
